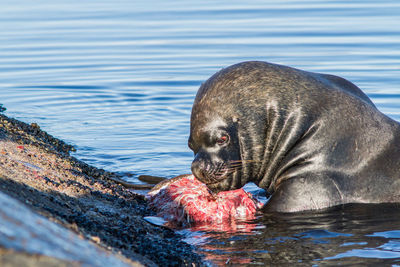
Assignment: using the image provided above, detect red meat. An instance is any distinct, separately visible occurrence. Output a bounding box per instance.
[147,174,263,227]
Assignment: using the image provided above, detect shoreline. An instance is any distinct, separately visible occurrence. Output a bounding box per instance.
[0,111,203,266]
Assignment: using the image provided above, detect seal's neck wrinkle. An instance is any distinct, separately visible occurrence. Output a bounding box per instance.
[256,103,310,193]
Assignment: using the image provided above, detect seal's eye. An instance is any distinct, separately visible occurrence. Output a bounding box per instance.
[216,135,229,145]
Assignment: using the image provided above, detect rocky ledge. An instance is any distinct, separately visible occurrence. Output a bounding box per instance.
[0,112,203,266]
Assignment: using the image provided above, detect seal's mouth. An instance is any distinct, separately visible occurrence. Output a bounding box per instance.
[196,176,223,188]
[192,159,245,193]
[201,169,241,194]
[192,171,228,194]
[198,168,230,185]
[205,182,225,194]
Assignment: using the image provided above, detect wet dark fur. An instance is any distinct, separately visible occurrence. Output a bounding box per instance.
[189,61,400,212]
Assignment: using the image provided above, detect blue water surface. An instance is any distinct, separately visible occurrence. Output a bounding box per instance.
[1,0,400,265]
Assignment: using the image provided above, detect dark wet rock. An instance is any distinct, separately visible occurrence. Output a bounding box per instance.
[0,190,142,267]
[0,115,75,154]
[0,112,203,266]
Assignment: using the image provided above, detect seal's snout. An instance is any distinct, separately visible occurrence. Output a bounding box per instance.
[191,156,206,181]
[191,151,215,184]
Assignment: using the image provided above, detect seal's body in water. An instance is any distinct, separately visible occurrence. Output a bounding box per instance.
[189,61,400,213]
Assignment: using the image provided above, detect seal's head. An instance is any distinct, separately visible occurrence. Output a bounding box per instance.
[189,114,242,193]
[189,61,279,193]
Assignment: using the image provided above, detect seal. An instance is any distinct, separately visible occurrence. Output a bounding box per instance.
[189,61,400,212]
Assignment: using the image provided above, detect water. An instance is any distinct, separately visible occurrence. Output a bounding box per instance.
[183,204,400,265]
[1,0,400,265]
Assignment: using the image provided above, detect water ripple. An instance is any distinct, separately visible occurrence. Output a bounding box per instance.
[0,0,400,264]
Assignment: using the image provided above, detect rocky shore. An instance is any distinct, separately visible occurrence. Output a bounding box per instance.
[0,112,203,266]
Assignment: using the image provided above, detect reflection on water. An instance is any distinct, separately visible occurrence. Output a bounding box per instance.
[1,0,400,265]
[182,204,400,265]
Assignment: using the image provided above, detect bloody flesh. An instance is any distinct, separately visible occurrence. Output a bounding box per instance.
[147,174,263,226]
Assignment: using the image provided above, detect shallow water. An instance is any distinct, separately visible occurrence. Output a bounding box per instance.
[181,204,400,265]
[1,0,400,265]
